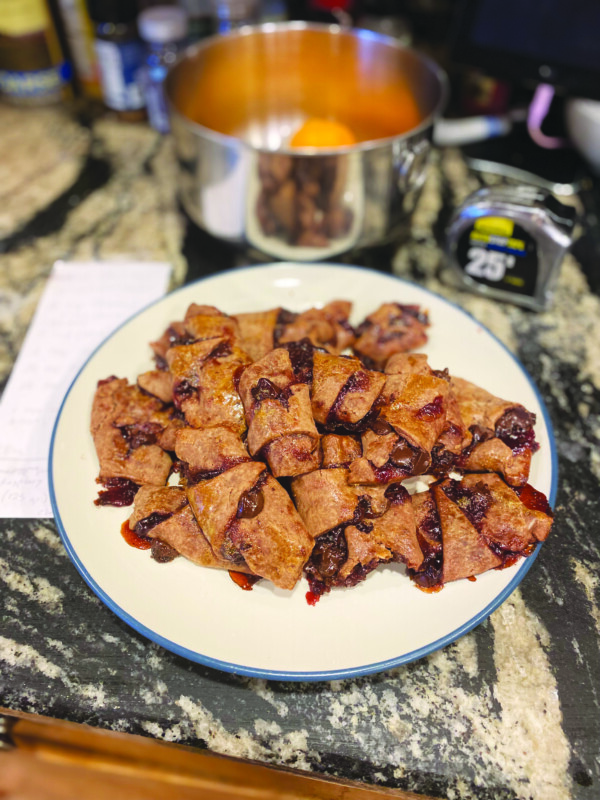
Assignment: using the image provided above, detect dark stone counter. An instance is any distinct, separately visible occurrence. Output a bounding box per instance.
[1,104,599,800]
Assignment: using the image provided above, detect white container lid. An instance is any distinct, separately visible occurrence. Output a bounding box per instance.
[138,5,188,43]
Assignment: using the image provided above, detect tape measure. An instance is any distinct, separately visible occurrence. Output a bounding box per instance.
[445,185,576,310]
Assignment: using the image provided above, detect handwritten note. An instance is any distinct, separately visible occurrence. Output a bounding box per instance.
[0,260,171,518]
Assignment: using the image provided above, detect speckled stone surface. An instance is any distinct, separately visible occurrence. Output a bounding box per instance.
[1,103,599,800]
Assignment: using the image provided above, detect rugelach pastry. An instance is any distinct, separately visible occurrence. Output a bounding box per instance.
[90,296,553,601]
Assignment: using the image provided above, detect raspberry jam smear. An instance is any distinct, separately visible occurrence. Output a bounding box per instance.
[95,477,139,507]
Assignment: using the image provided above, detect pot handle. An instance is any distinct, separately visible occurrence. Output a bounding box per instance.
[395,137,431,195]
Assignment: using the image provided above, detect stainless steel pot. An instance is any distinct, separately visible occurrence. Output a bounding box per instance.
[165,22,448,261]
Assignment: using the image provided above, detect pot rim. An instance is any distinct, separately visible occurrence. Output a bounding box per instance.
[164,20,449,155]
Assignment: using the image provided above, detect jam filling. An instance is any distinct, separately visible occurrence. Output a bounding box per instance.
[281,338,317,385]
[339,559,379,588]
[461,424,495,459]
[209,340,232,360]
[325,370,371,429]
[119,421,163,451]
[370,305,429,343]
[487,539,537,569]
[95,477,139,506]
[305,527,348,590]
[442,479,493,529]
[410,546,443,591]
[233,364,246,392]
[134,511,172,536]
[338,318,356,337]
[305,589,323,606]
[154,327,196,369]
[97,376,118,387]
[273,308,298,346]
[121,520,152,549]
[443,421,463,439]
[251,377,292,409]
[173,379,196,409]
[416,395,444,420]
[515,483,553,516]
[430,445,458,477]
[432,368,450,381]
[355,353,379,371]
[384,483,410,505]
[220,531,247,565]
[396,304,429,325]
[322,390,383,436]
[409,502,443,591]
[229,571,261,591]
[182,457,250,486]
[353,494,381,522]
[421,501,443,544]
[354,319,371,337]
[495,407,538,452]
[167,325,195,348]
[122,512,180,562]
[304,492,390,602]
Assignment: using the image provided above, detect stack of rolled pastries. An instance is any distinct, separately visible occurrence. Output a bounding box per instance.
[91,299,553,602]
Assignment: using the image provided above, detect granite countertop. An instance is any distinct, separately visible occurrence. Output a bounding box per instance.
[1,103,599,800]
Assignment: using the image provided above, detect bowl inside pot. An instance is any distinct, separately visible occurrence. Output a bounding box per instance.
[165,22,448,260]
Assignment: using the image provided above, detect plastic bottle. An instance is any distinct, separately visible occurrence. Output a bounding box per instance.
[138,5,189,133]
[88,0,146,121]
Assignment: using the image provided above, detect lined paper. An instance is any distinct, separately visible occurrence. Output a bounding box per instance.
[0,260,171,518]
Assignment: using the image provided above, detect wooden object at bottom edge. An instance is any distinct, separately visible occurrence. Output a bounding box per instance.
[0,709,440,800]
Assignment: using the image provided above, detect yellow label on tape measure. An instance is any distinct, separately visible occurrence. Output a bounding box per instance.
[473,216,515,238]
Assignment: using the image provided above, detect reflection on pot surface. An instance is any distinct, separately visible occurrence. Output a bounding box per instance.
[256,152,353,248]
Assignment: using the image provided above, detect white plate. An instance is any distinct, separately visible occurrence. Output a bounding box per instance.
[49,263,557,681]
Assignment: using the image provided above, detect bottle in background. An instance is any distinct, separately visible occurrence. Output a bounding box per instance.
[56,0,101,98]
[0,0,72,105]
[209,0,262,33]
[88,0,146,121]
[138,4,188,133]
[178,0,214,42]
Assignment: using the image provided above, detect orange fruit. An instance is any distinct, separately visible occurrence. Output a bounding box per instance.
[289,117,357,148]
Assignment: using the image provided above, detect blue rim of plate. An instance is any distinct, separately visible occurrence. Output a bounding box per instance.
[48,262,558,682]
